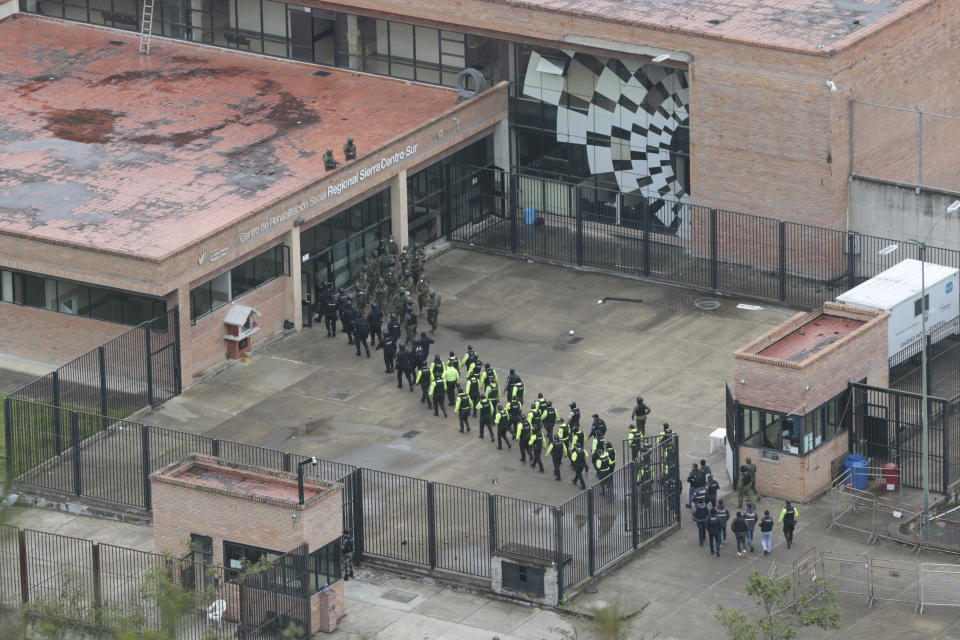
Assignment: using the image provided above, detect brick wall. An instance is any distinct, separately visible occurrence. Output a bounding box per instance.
[734,303,889,413]
[743,431,848,502]
[182,274,289,383]
[152,456,342,564]
[0,303,128,366]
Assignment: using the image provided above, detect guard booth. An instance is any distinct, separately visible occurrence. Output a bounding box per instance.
[727,302,890,502]
[151,455,345,635]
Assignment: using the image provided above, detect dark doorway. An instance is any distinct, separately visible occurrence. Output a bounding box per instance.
[288,8,313,62]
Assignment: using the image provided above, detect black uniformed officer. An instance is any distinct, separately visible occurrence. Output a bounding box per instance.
[631,396,651,432]
[570,444,587,489]
[454,385,472,433]
[568,402,581,429]
[415,363,432,406]
[395,343,414,391]
[375,334,397,373]
[429,375,447,418]
[476,396,494,441]
[354,313,370,357]
[540,400,558,440]
[547,435,567,481]
[323,297,339,337]
[589,414,607,440]
[515,419,532,463]
[494,407,512,450]
[528,427,545,473]
[367,303,383,345]
[386,313,402,341]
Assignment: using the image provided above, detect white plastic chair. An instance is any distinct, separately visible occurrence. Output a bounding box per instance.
[207,599,227,628]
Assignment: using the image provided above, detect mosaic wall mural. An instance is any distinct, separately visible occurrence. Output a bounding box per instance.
[521,50,690,229]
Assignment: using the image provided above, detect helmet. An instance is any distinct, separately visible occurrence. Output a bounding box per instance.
[546,400,552,407]
[389,313,397,320]
[371,303,378,309]
[484,362,492,369]
[637,396,643,403]
[570,402,577,408]
[449,351,455,357]
[537,392,544,399]
[509,368,516,375]
[663,422,671,432]
[531,403,537,408]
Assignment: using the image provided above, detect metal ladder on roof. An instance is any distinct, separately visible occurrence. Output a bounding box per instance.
[138,0,154,54]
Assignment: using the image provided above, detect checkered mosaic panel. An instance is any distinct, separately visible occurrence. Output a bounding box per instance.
[522,50,691,227]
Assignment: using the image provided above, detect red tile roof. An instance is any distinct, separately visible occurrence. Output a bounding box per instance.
[759,313,865,362]
[0,16,458,259]
[489,0,927,52]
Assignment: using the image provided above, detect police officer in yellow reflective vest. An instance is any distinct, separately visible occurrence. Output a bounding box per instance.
[627,423,643,460]
[547,435,567,481]
[454,385,472,433]
[515,418,532,464]
[485,380,501,412]
[528,426,545,473]
[429,374,447,418]
[446,351,459,372]
[465,372,482,417]
[494,407,512,450]
[636,462,653,508]
[570,444,587,489]
[540,400,558,440]
[442,364,460,407]
[594,448,612,496]
[569,424,586,469]
[555,419,570,453]
[415,363,432,407]
[509,379,525,405]
[481,364,499,404]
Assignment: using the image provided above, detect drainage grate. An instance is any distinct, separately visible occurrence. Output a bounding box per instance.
[313,69,331,77]
[694,298,721,311]
[401,430,420,439]
[568,336,584,344]
[380,588,418,603]
[328,390,352,400]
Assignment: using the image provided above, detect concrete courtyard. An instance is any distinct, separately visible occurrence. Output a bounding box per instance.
[4,248,959,639]
[143,248,779,503]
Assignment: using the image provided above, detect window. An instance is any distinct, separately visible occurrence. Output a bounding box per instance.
[914,294,930,317]
[223,540,282,577]
[740,392,849,457]
[189,244,289,322]
[0,268,165,326]
[309,538,341,592]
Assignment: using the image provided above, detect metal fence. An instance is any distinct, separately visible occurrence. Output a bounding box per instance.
[6,307,181,419]
[0,524,248,638]
[449,167,960,312]
[2,397,681,602]
[827,482,960,554]
[237,543,311,638]
[848,382,956,493]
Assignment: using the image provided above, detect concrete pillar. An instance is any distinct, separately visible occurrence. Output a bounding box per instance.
[493,117,510,172]
[163,286,193,389]
[390,169,409,248]
[284,227,303,329]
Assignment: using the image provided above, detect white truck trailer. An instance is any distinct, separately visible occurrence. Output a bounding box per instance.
[836,259,959,359]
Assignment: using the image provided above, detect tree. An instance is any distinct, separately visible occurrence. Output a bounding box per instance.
[715,571,839,640]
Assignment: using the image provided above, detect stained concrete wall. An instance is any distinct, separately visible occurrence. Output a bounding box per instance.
[849,178,960,251]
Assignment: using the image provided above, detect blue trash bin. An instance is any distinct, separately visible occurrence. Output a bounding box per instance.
[523,207,536,225]
[844,454,869,490]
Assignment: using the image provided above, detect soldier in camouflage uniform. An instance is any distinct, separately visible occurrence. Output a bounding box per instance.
[737,457,760,508]
[426,290,441,333]
[354,286,369,313]
[400,272,415,296]
[410,244,425,282]
[399,246,410,275]
[390,288,405,322]
[416,278,430,313]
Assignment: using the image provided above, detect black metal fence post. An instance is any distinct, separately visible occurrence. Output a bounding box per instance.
[18,529,28,603]
[509,176,519,254]
[172,308,183,396]
[70,411,82,497]
[942,402,951,492]
[52,371,63,454]
[211,438,221,459]
[586,488,596,576]
[141,424,152,511]
[352,468,364,562]
[629,461,640,548]
[426,482,438,570]
[98,346,109,430]
[553,506,564,602]
[642,218,652,277]
[778,221,787,302]
[575,186,584,266]
[282,452,292,472]
[3,399,12,488]
[443,163,453,241]
[145,324,155,408]
[925,335,932,397]
[846,232,857,291]
[488,493,497,553]
[91,543,103,624]
[709,209,719,290]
